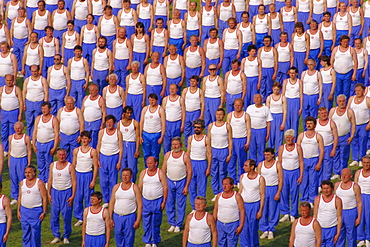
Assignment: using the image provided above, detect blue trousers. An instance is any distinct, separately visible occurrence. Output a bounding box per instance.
[50,188,72,239]
[70,79,85,109]
[122,141,138,183]
[354,68,365,92]
[166,178,186,227]
[205,58,220,76]
[300,157,319,203]
[60,132,79,163]
[113,212,136,247]
[269,113,283,152]
[36,140,54,183]
[283,21,295,42]
[226,93,242,113]
[107,106,123,122]
[250,128,267,164]
[184,110,200,147]
[335,70,352,99]
[222,49,238,74]
[142,131,161,165]
[319,144,333,182]
[74,171,93,221]
[351,25,361,46]
[186,67,201,87]
[33,29,45,40]
[85,234,106,247]
[216,220,239,247]
[302,94,319,125]
[165,77,182,96]
[249,5,259,19]
[82,43,95,67]
[146,85,163,105]
[64,48,74,65]
[54,29,66,46]
[229,137,247,183]
[336,30,348,46]
[241,43,252,59]
[271,29,280,46]
[114,59,129,89]
[164,120,181,154]
[309,48,320,69]
[10,156,27,199]
[204,98,220,128]
[358,194,370,241]
[323,40,333,57]
[294,52,307,77]
[280,168,300,217]
[26,7,37,21]
[338,207,357,247]
[255,33,267,49]
[187,243,211,247]
[189,159,207,209]
[154,15,168,28]
[333,133,350,175]
[320,83,333,110]
[25,100,43,139]
[322,226,337,247]
[0,223,6,247]
[276,61,290,84]
[285,98,300,136]
[13,37,27,71]
[352,123,368,162]
[211,147,228,195]
[245,76,258,108]
[169,38,184,56]
[93,69,109,95]
[201,25,214,41]
[186,29,199,47]
[74,19,86,34]
[260,186,279,232]
[99,153,119,203]
[218,20,228,40]
[1,108,18,152]
[126,94,143,122]
[102,35,115,51]
[240,201,260,247]
[49,88,66,115]
[85,119,101,149]
[142,197,163,244]
[43,56,54,78]
[260,67,274,99]
[20,206,42,247]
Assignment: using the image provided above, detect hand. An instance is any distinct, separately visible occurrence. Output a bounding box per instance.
[160,90,165,97]
[67,196,74,207]
[126,65,131,71]
[256,210,262,219]
[134,150,140,158]
[83,83,88,90]
[316,98,321,106]
[199,72,204,78]
[33,145,38,153]
[244,143,250,151]
[180,125,184,133]
[77,136,81,143]
[329,148,336,157]
[98,160,101,168]
[363,71,366,78]
[265,134,269,142]
[182,186,189,196]
[162,52,166,58]
[17,211,21,220]
[257,83,261,91]
[346,136,354,145]
[280,124,285,131]
[304,58,308,64]
[82,241,85,247]
[298,109,302,116]
[21,69,25,75]
[160,201,166,210]
[328,93,333,101]
[366,123,370,131]
[296,176,302,185]
[351,74,356,81]
[39,212,46,221]
[205,168,211,177]
[158,137,163,144]
[89,181,95,189]
[226,154,231,163]
[274,193,280,201]
[50,147,56,155]
[314,164,321,171]
[3,233,8,243]
[317,53,322,59]
[235,226,243,235]
[140,136,144,144]
[110,219,115,228]
[18,115,22,122]
[355,217,361,226]
[217,63,222,69]
[133,220,140,229]
[333,234,339,244]
[116,163,121,170]
[182,43,186,49]
[272,73,277,81]
[236,53,240,60]
[23,105,26,111]
[144,59,148,65]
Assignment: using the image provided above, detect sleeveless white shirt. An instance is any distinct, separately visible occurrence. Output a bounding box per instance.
[261,161,278,186]
[210,122,228,149]
[0,53,13,77]
[202,7,215,26]
[260,48,274,68]
[185,88,201,112]
[94,49,109,71]
[21,178,42,208]
[13,18,28,39]
[321,67,333,84]
[36,115,55,143]
[115,39,130,60]
[269,95,283,114]
[1,86,19,111]
[146,64,163,86]
[127,73,143,95]
[301,132,319,158]
[224,29,239,50]
[119,120,136,142]
[0,196,6,224]
[189,135,207,160]
[166,151,187,181]
[336,182,357,210]
[244,57,259,77]
[294,218,316,247]
[26,77,44,102]
[302,70,319,95]
[76,147,93,173]
[217,192,240,223]
[83,95,102,122]
[114,183,137,215]
[143,168,163,200]
[10,134,27,158]
[358,170,370,194]
[53,10,68,31]
[205,39,220,60]
[143,106,162,133]
[317,195,338,228]
[284,79,300,99]
[25,45,40,66]
[60,107,80,135]
[100,129,119,155]
[166,55,182,79]
[230,112,247,138]
[281,144,299,170]
[49,65,67,90]
[293,34,307,52]
[186,46,202,68]
[277,43,291,63]
[350,97,369,125]
[100,15,116,36]
[321,22,333,40]
[226,70,243,95]
[165,96,182,122]
[315,119,334,146]
[86,207,105,236]
[331,108,350,136]
[42,37,56,57]
[83,26,98,44]
[70,58,86,81]
[241,174,261,202]
[52,162,72,191]
[204,76,221,98]
[105,86,123,108]
[188,212,211,245]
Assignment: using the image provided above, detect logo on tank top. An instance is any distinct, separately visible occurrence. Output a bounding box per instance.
[27,190,31,194]
[124,128,128,132]
[150,115,153,118]
[260,21,263,23]
[340,18,342,20]
[311,36,314,39]
[207,13,210,15]
[58,173,62,177]
[174,25,177,27]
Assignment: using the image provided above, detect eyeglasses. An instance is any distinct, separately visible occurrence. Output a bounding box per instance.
[54,58,60,60]
[209,68,216,71]
[194,126,202,129]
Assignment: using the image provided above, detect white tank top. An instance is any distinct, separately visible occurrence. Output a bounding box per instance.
[202,7,215,26]
[241,174,261,202]
[357,48,365,69]
[21,178,42,208]
[350,97,369,125]
[114,183,137,215]
[119,120,136,142]
[210,122,228,148]
[175,0,187,9]
[317,195,338,228]
[146,64,163,86]
[350,7,361,26]
[301,132,319,158]
[166,151,187,181]
[0,27,6,43]
[1,86,19,111]
[246,104,272,129]
[261,48,274,68]
[10,134,27,158]
[143,168,163,200]
[64,31,77,49]
[165,96,182,122]
[166,55,182,79]
[307,30,320,50]
[277,43,291,63]
[0,196,6,224]
[217,192,240,223]
[83,95,102,122]
[205,38,220,60]
[127,73,143,95]
[143,106,162,133]
[187,12,199,31]
[302,71,319,95]
[49,65,67,90]
[34,10,49,30]
[100,129,119,155]
[60,107,80,135]
[92,0,104,16]
[155,0,167,16]
[335,12,349,30]
[0,53,13,77]
[170,20,184,39]
[70,57,86,80]
[255,14,268,33]
[261,161,278,186]
[7,2,20,20]
[188,212,211,244]
[321,22,333,40]
[281,144,299,170]
[244,57,259,77]
[86,207,105,236]
[331,108,350,136]
[83,26,98,44]
[76,147,93,173]
[110,0,122,8]
[152,29,165,47]
[189,135,207,160]
[282,7,295,22]
[315,119,334,146]
[120,9,135,26]
[269,13,280,30]
[269,95,283,114]
[75,0,89,20]
[219,3,233,21]
[203,76,221,99]
[239,23,252,43]
[364,1,370,18]
[52,162,72,190]
[26,77,44,102]
[226,70,243,95]
[294,218,316,247]
[224,28,239,50]
[321,67,333,84]
[185,88,201,112]
[101,15,116,36]
[336,182,357,210]
[284,79,301,99]
[42,37,56,57]
[94,49,109,71]
[230,112,247,138]
[358,170,370,194]
[298,0,310,12]
[13,18,28,39]
[25,45,40,66]
[313,0,324,14]
[234,0,246,11]
[53,10,68,31]
[186,46,202,68]
[327,0,336,8]
[293,34,307,52]
[36,115,55,143]
[366,38,370,53]
[105,86,123,108]
[133,35,147,53]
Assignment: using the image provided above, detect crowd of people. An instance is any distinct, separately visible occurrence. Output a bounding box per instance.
[0,0,370,245]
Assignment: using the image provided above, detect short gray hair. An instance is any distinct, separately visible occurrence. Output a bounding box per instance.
[109,73,118,80]
[131,61,140,66]
[195,196,207,205]
[284,129,295,138]
[300,201,311,209]
[337,94,347,101]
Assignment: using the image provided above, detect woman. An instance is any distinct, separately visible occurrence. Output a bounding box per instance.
[80,14,99,66]
[292,22,310,77]
[131,22,150,73]
[319,55,336,110]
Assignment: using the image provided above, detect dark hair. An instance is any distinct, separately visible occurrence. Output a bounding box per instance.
[209,27,218,35]
[122,167,133,175]
[148,93,158,100]
[25,165,37,173]
[223,177,234,185]
[123,105,133,113]
[193,119,205,128]
[263,35,272,42]
[190,75,200,81]
[247,159,257,169]
[323,11,331,17]
[305,116,317,125]
[321,180,334,189]
[339,35,350,42]
[135,22,145,35]
[248,44,258,52]
[242,11,249,17]
[156,17,164,23]
[295,22,305,32]
[216,108,225,115]
[264,147,275,155]
[289,66,298,73]
[91,191,103,200]
[105,114,117,123]
[319,55,331,65]
[74,45,82,51]
[232,59,241,66]
[38,0,46,6]
[67,20,74,26]
[80,130,91,139]
[41,101,52,109]
[355,83,366,90]
[45,26,54,32]
[104,5,112,10]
